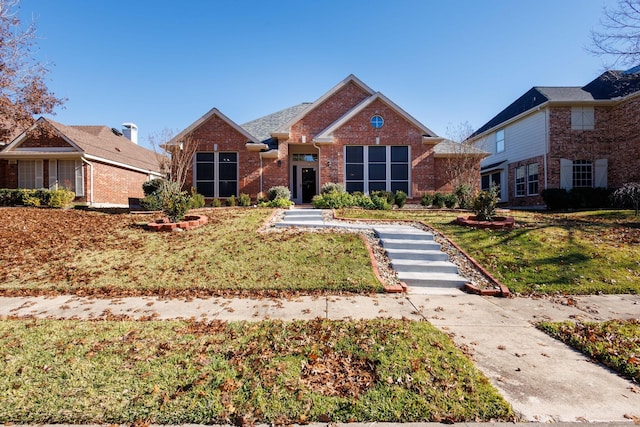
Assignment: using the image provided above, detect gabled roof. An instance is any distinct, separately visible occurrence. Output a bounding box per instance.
[471,67,640,138]
[313,92,437,143]
[0,117,162,173]
[271,74,376,137]
[241,103,311,142]
[168,107,259,146]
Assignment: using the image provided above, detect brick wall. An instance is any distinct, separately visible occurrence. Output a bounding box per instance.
[506,154,546,206]
[90,161,149,205]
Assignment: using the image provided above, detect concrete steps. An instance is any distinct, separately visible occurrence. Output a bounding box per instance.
[274,209,324,228]
[373,225,467,295]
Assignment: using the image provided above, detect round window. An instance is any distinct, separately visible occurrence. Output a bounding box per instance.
[370,115,384,129]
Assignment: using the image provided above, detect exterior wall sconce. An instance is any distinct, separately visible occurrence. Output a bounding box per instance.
[327,160,332,167]
[277,159,282,167]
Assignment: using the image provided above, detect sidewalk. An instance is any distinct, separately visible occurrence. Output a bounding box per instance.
[1,292,639,422]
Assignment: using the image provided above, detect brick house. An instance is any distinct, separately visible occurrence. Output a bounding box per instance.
[170,74,487,204]
[0,117,164,207]
[468,67,640,207]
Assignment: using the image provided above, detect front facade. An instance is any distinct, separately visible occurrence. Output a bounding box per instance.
[469,67,640,207]
[172,75,486,204]
[0,118,164,207]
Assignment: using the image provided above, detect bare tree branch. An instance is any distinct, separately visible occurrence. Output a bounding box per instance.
[147,128,198,190]
[589,0,640,67]
[0,0,64,142]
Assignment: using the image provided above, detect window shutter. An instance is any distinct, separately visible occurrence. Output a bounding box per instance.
[594,158,608,188]
[35,160,44,188]
[560,159,573,190]
[49,160,57,189]
[583,108,595,130]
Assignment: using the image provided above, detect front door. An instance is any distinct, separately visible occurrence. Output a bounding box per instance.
[301,167,316,203]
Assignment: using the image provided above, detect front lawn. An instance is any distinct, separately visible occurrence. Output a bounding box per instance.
[0,318,514,424]
[0,208,382,296]
[337,208,640,295]
[538,320,640,383]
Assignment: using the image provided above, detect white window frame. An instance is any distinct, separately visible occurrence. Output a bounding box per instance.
[48,159,84,196]
[18,160,43,189]
[344,145,410,196]
[527,163,538,196]
[496,129,505,153]
[571,107,595,130]
[193,151,238,198]
[515,165,526,197]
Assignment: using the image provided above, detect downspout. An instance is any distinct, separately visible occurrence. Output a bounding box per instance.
[259,154,263,197]
[81,157,94,206]
[544,108,549,190]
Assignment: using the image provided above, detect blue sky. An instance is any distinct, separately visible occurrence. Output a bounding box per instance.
[19,0,617,148]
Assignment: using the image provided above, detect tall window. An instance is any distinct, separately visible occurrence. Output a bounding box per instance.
[573,160,593,188]
[481,171,501,191]
[571,107,595,130]
[18,160,38,189]
[515,166,526,197]
[496,129,505,153]
[527,163,538,195]
[57,160,77,192]
[194,152,238,198]
[345,146,409,194]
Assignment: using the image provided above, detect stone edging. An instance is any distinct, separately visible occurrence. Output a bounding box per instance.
[147,214,208,231]
[456,215,515,230]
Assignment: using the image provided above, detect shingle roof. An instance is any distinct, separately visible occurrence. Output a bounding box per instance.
[471,67,640,138]
[433,139,488,157]
[46,118,162,172]
[241,103,312,142]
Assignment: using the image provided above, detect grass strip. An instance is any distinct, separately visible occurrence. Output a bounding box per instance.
[538,319,640,383]
[0,318,514,424]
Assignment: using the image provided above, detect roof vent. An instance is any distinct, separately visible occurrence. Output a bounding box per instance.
[111,127,123,136]
[122,123,138,144]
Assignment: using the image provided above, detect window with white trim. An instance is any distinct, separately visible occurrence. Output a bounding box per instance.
[515,166,526,197]
[481,171,501,191]
[571,107,595,130]
[57,160,77,191]
[527,163,538,195]
[572,160,593,188]
[345,146,409,194]
[496,129,505,153]
[18,160,38,189]
[194,152,238,198]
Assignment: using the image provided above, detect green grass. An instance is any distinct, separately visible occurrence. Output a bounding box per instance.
[0,208,382,296]
[0,318,514,424]
[337,208,640,295]
[538,320,640,383]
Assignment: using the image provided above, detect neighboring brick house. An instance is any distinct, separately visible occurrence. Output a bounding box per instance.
[468,67,640,207]
[170,74,487,204]
[0,117,164,207]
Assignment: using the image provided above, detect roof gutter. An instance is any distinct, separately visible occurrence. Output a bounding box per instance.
[83,154,164,177]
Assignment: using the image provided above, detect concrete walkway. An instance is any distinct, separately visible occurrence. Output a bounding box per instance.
[1,293,639,422]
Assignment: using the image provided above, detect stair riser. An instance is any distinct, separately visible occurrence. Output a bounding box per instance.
[398,277,467,288]
[382,241,441,250]
[391,263,459,274]
[376,233,434,241]
[385,251,450,261]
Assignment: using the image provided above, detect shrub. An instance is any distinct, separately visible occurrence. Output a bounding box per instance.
[371,194,392,210]
[159,181,190,222]
[444,193,458,208]
[394,190,407,208]
[140,193,162,211]
[541,188,569,210]
[472,183,500,221]
[312,192,353,209]
[259,198,294,208]
[211,198,222,207]
[432,192,446,208]
[188,191,206,209]
[238,193,252,207]
[47,189,75,208]
[420,193,434,207]
[371,190,395,205]
[266,186,291,201]
[142,178,164,196]
[570,187,611,209]
[226,195,237,207]
[613,182,640,216]
[22,193,41,207]
[321,182,345,194]
[454,184,473,210]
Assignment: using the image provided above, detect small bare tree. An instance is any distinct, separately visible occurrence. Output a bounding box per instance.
[0,0,64,142]
[589,0,640,67]
[148,128,199,190]
[442,121,486,192]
